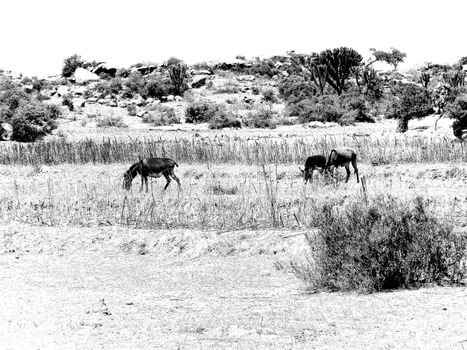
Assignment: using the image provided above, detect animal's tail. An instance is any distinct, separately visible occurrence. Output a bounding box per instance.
[173,161,179,167]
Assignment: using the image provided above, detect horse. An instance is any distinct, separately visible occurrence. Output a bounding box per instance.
[325,147,360,183]
[123,157,181,192]
[299,155,326,183]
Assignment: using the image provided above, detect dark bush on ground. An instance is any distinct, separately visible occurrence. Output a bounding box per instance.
[123,71,145,98]
[387,83,433,132]
[292,195,466,292]
[143,76,172,99]
[278,75,316,102]
[62,94,74,111]
[244,106,278,128]
[142,105,179,126]
[127,104,137,116]
[287,94,345,124]
[445,94,467,139]
[10,101,61,142]
[208,109,241,129]
[96,114,127,128]
[0,78,61,141]
[340,90,375,123]
[62,54,84,78]
[185,100,224,123]
[261,88,278,103]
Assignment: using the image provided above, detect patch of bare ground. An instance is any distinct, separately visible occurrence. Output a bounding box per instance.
[0,244,466,349]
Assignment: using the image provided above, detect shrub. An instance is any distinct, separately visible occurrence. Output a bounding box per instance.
[96,114,127,128]
[261,88,278,103]
[214,80,240,94]
[244,106,278,128]
[143,76,171,99]
[127,104,137,116]
[445,94,467,139]
[185,100,223,123]
[341,90,374,122]
[62,94,74,111]
[10,102,61,142]
[387,83,433,132]
[123,71,145,98]
[142,105,179,126]
[208,109,241,129]
[292,195,466,292]
[278,75,316,102]
[168,62,189,95]
[287,95,345,124]
[62,54,84,78]
[116,68,131,78]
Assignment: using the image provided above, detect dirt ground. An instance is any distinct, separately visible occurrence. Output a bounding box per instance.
[1,225,466,350]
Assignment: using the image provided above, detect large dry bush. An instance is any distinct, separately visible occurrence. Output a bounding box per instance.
[293,195,467,292]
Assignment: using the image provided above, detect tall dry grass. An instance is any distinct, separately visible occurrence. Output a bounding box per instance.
[0,134,465,165]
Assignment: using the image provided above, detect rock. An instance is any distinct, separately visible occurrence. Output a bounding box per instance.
[57,86,70,97]
[136,65,157,75]
[243,96,254,104]
[193,69,212,75]
[324,122,339,128]
[73,68,100,84]
[131,96,145,106]
[106,100,118,107]
[175,96,183,102]
[86,97,98,103]
[74,86,87,95]
[191,75,207,88]
[118,101,128,108]
[23,85,34,93]
[92,62,117,77]
[146,97,155,104]
[166,95,175,102]
[307,121,325,128]
[236,75,255,82]
[0,123,13,141]
[136,110,147,117]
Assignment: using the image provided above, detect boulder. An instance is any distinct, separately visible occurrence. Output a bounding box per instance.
[92,62,117,77]
[192,69,212,75]
[236,75,255,82]
[307,121,325,128]
[136,110,147,117]
[74,86,87,95]
[136,65,157,75]
[175,96,183,102]
[73,68,100,84]
[56,86,70,97]
[191,75,207,88]
[166,95,175,102]
[23,85,34,93]
[0,123,13,141]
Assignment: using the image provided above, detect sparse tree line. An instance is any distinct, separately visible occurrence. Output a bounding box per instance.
[1,48,467,141]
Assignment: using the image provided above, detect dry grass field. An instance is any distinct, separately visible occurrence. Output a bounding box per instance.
[1,116,467,349]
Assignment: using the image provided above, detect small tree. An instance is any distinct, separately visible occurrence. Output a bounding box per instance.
[62,54,84,78]
[419,71,431,89]
[368,47,407,70]
[168,63,188,96]
[445,95,467,140]
[388,83,433,132]
[288,52,327,94]
[315,47,363,95]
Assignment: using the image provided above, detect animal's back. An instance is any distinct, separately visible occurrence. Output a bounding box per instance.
[142,157,178,171]
[305,155,326,169]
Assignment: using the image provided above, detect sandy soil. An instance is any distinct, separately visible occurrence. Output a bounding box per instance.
[1,225,466,350]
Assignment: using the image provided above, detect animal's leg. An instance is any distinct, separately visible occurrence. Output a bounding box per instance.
[170,171,182,188]
[145,176,149,193]
[163,172,172,190]
[352,159,360,183]
[140,176,144,192]
[345,164,351,183]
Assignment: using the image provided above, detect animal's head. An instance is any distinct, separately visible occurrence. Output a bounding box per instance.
[299,167,311,183]
[122,171,133,190]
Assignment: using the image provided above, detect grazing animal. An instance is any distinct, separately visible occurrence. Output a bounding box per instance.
[325,147,360,183]
[299,155,326,183]
[123,157,181,192]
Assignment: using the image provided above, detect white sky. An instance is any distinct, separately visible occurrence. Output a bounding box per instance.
[1,0,466,77]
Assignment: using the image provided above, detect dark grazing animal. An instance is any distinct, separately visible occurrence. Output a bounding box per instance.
[325,147,359,183]
[123,158,181,192]
[299,155,326,183]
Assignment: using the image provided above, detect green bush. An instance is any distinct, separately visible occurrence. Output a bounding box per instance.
[287,95,345,124]
[143,76,172,99]
[445,94,467,139]
[278,75,316,102]
[261,88,278,103]
[62,54,84,78]
[185,100,223,123]
[208,109,241,129]
[0,78,61,141]
[244,106,278,128]
[293,195,466,292]
[96,114,127,128]
[123,71,145,98]
[10,102,61,142]
[387,83,433,132]
[142,105,179,126]
[127,104,137,116]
